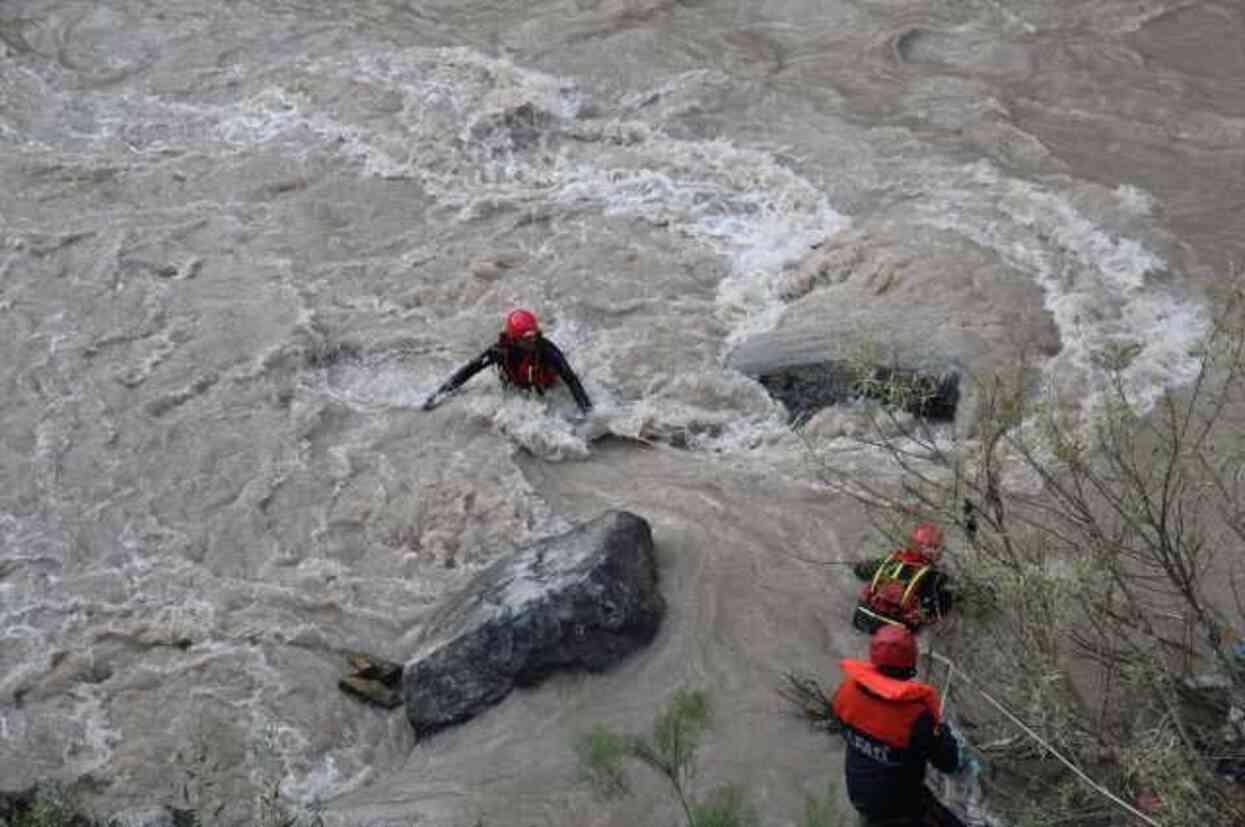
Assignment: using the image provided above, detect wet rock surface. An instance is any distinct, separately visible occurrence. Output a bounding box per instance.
[727,312,974,426]
[401,510,664,737]
[729,224,1065,431]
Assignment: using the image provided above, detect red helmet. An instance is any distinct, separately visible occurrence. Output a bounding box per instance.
[870,624,918,672]
[909,522,944,562]
[504,309,540,339]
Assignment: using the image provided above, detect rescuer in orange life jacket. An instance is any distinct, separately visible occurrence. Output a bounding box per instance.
[831,625,979,827]
[421,309,593,415]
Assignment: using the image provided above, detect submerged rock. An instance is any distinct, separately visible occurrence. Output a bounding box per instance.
[401,510,664,738]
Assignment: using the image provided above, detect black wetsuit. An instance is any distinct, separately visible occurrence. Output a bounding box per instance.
[428,335,592,413]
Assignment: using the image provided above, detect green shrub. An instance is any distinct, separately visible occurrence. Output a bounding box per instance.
[573,688,753,827]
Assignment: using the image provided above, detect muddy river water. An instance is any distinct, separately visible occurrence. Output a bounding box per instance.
[2,1,1242,824]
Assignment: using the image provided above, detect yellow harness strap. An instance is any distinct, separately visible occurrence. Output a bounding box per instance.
[868,556,900,592]
[868,554,932,609]
[902,566,931,606]
[855,604,908,629]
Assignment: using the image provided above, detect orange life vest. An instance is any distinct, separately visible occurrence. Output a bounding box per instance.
[831,659,941,749]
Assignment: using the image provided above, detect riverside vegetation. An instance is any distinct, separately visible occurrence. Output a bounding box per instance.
[797,283,1245,826]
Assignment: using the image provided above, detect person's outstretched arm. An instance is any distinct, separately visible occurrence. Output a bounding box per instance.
[423,347,497,410]
[542,340,592,413]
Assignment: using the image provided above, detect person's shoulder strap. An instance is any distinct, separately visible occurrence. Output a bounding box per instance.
[870,551,906,591]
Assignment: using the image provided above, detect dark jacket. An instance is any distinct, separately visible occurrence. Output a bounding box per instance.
[430,334,592,413]
[831,660,961,822]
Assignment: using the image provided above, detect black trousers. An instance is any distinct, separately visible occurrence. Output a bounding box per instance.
[857,786,966,827]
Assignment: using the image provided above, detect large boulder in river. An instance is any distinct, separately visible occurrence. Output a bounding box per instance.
[729,225,1061,436]
[726,305,979,428]
[401,510,664,737]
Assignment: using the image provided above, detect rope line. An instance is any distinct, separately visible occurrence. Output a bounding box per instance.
[930,652,1163,827]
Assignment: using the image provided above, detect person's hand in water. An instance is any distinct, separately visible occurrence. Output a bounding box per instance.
[569,406,598,441]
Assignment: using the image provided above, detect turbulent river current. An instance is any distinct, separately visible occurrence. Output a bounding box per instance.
[2,1,1243,824]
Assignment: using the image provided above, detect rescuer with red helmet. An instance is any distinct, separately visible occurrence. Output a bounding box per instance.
[422,309,592,414]
[831,625,973,826]
[853,523,954,634]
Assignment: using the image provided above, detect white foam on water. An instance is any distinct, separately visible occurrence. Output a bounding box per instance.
[0,617,40,641]
[201,47,587,177]
[917,160,1207,418]
[786,404,964,484]
[351,46,588,124]
[319,355,442,411]
[200,48,849,356]
[80,693,121,769]
[16,44,851,464]
[47,690,123,775]
[0,513,70,620]
[570,364,775,449]
[283,753,374,807]
[547,138,849,345]
[1115,183,1156,216]
[25,40,1202,458]
[466,394,592,462]
[216,87,310,148]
